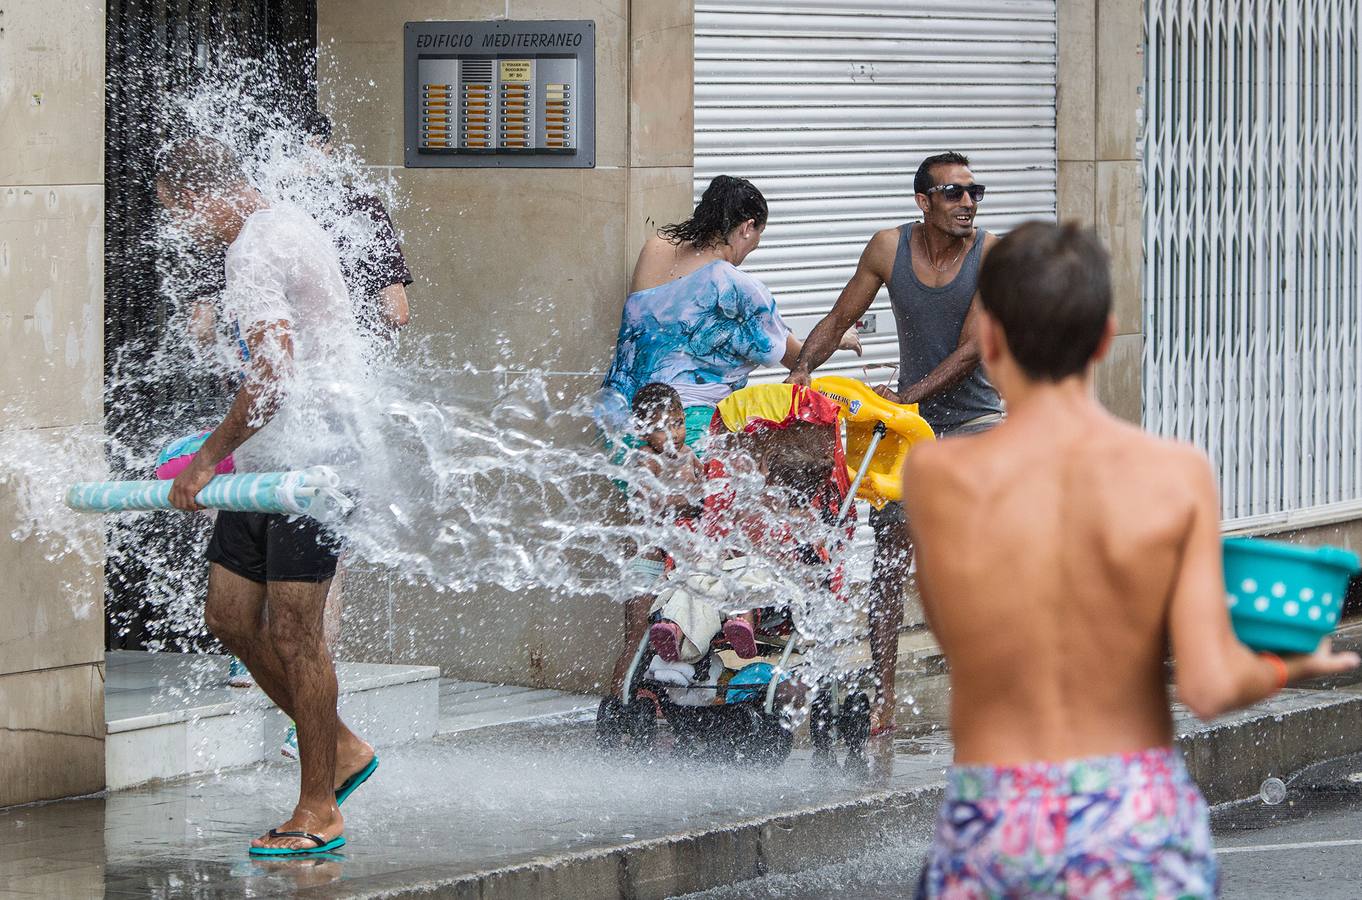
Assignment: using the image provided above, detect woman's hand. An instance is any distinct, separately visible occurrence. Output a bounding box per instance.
[838,328,864,357]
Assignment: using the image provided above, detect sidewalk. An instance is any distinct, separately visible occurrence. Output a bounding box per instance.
[0,721,948,898]
[7,623,1362,898]
[6,681,1362,899]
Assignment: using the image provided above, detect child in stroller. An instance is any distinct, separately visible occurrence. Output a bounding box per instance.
[597,383,875,768]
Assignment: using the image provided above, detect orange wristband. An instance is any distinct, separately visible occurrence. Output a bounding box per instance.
[1260,652,1289,694]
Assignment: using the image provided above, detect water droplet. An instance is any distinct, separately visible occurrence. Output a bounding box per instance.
[1260,777,1287,805]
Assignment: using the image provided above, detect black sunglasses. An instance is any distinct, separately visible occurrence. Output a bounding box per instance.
[925,183,986,202]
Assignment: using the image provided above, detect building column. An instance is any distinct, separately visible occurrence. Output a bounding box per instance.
[0,0,107,806]
[1057,0,1144,425]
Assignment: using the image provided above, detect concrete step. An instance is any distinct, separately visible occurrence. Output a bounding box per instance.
[438,677,596,734]
[104,650,440,790]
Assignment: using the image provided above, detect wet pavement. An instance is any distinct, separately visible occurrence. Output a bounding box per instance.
[0,719,948,898]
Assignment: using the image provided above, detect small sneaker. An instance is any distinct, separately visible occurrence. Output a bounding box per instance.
[280,723,299,760]
[649,621,683,662]
[722,618,759,659]
[226,656,254,688]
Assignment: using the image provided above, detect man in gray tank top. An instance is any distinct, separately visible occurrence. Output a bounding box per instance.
[788,152,1003,734]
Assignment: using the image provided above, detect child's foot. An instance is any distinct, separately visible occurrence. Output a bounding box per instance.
[649,622,683,662]
[723,618,759,659]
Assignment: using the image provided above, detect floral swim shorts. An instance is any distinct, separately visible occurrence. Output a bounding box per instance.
[917,746,1218,899]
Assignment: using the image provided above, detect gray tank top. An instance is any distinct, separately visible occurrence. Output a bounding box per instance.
[888,223,1003,431]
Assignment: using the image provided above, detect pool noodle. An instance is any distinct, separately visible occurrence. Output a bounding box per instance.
[64,467,342,517]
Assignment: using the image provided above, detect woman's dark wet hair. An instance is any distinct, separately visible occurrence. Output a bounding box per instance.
[658,175,768,250]
[978,220,1112,381]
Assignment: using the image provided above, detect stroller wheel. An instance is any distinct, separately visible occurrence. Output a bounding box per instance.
[596,697,657,753]
[595,697,628,752]
[733,706,794,767]
[624,698,657,751]
[809,688,837,770]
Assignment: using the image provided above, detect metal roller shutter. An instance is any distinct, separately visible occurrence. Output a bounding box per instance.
[694,1,1058,382]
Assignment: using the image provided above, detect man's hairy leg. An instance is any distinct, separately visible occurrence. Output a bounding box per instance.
[252,578,343,851]
[206,564,293,710]
[205,565,370,785]
[869,516,912,733]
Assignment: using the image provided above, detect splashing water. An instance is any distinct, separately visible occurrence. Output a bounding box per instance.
[4,54,875,709]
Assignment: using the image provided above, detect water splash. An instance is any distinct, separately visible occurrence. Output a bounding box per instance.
[3,51,874,709]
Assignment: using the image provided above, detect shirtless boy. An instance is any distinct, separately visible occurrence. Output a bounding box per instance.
[903,221,1358,897]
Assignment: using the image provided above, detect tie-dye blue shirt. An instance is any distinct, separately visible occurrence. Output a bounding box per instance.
[596,260,792,430]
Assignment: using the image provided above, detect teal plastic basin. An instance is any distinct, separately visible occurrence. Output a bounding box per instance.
[1224,537,1360,654]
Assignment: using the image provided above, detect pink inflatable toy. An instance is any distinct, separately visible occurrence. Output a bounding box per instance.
[154,431,235,480]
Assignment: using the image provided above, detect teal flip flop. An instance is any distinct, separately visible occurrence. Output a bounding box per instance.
[335,754,379,806]
[248,830,346,857]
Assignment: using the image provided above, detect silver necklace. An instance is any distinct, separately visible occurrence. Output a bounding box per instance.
[920,230,966,273]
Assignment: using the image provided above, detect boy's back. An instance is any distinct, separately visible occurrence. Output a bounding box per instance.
[907,393,1200,764]
[903,221,1356,899]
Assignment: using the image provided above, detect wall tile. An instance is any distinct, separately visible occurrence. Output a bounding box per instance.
[0,428,105,679]
[1057,0,1097,162]
[1056,160,1095,226]
[631,0,692,36]
[630,24,693,168]
[0,185,103,429]
[627,165,694,262]
[1096,0,1144,162]
[1093,332,1142,425]
[389,581,617,692]
[0,663,104,805]
[388,165,629,372]
[0,2,104,186]
[1096,159,1142,335]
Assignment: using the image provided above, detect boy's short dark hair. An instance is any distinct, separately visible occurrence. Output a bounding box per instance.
[977,220,1112,381]
[156,136,247,199]
[632,382,682,428]
[914,151,971,196]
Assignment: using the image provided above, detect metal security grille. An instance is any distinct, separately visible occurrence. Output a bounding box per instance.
[694,0,1058,381]
[1144,2,1362,529]
[104,0,316,650]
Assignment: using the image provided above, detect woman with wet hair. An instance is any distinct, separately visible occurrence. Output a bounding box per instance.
[596,175,861,446]
[597,176,860,700]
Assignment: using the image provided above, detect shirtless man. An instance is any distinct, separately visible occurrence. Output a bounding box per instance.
[903,221,1358,897]
[788,152,1001,733]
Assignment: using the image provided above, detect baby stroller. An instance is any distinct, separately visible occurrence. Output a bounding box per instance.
[596,381,934,771]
